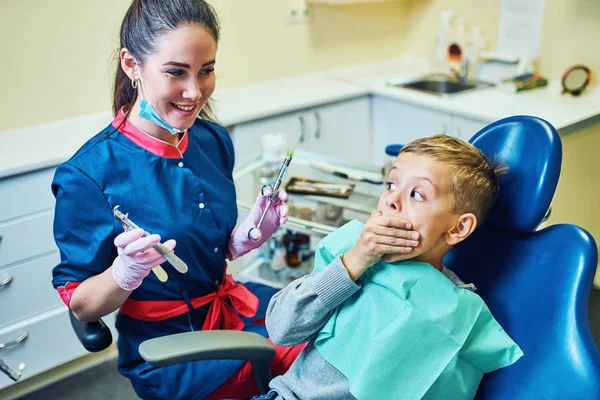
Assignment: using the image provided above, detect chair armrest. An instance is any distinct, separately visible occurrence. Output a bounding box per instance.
[68,310,113,353]
[139,330,276,392]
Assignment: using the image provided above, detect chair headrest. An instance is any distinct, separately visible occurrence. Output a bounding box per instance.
[469,116,562,232]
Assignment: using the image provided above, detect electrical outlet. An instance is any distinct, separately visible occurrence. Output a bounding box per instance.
[285,4,310,25]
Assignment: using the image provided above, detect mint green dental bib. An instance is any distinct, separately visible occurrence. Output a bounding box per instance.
[314,220,523,400]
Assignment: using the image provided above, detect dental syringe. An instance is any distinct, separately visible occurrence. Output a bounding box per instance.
[248,132,301,242]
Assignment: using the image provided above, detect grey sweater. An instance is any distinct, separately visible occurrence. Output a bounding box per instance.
[266,256,466,400]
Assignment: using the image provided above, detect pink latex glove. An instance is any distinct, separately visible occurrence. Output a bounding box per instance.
[111,228,176,291]
[228,188,288,260]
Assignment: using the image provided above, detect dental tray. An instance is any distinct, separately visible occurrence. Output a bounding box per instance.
[285,177,355,199]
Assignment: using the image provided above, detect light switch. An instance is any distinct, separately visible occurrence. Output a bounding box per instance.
[285,3,310,25]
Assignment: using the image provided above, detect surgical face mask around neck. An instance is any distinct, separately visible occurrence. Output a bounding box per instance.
[135,65,191,135]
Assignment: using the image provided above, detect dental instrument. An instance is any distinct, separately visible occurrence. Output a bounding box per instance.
[0,359,25,382]
[309,160,384,185]
[113,206,188,275]
[248,132,301,242]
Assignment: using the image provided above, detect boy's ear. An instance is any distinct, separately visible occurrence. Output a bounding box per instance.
[445,213,477,246]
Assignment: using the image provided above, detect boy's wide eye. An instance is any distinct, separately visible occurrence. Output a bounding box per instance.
[386,182,396,191]
[411,190,424,201]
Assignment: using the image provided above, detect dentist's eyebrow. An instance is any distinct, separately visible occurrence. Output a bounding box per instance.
[162,61,190,68]
[162,60,216,68]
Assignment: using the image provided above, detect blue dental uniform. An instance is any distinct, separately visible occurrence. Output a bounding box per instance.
[51,111,278,399]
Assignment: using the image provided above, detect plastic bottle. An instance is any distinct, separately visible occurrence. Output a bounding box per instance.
[270,237,287,272]
[454,17,465,37]
[434,10,456,68]
[254,133,286,192]
[447,16,466,71]
[470,26,486,50]
[465,26,487,80]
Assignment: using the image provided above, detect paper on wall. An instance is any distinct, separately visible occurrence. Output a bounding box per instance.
[497,0,546,59]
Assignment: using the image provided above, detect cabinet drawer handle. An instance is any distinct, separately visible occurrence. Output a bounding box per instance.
[0,275,12,287]
[0,332,29,350]
[298,115,306,143]
[314,111,321,139]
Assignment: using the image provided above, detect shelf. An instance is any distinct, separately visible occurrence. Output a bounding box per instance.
[233,150,381,238]
[237,257,314,290]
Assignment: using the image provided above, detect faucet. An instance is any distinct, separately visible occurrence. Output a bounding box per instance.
[447,58,470,83]
[0,359,25,382]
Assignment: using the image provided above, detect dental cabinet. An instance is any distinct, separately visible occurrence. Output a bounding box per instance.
[231,97,371,167]
[0,168,117,390]
[371,96,487,166]
[230,94,489,169]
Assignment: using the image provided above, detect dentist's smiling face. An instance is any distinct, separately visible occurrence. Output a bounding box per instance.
[378,152,460,265]
[130,24,217,137]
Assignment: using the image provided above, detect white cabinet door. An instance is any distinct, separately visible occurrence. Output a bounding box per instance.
[0,167,56,222]
[231,113,307,167]
[0,210,57,268]
[371,96,452,166]
[0,253,63,329]
[305,97,371,164]
[451,116,488,141]
[0,308,117,390]
[232,97,371,166]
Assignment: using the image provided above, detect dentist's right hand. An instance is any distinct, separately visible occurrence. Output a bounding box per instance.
[341,210,420,281]
[111,228,176,291]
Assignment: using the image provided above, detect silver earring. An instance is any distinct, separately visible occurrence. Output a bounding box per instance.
[131,79,138,89]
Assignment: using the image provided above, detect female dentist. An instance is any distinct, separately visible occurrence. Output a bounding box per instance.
[51,1,303,398]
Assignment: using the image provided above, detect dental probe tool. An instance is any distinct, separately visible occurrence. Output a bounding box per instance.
[112,206,168,282]
[113,206,189,275]
[248,131,301,242]
[0,359,25,382]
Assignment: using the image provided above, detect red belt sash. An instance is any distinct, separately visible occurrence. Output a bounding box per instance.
[120,274,259,331]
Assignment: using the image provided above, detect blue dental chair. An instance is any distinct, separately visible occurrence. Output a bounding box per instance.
[442,115,600,399]
[385,115,599,398]
[70,115,600,398]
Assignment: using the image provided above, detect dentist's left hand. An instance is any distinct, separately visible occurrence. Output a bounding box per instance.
[228,188,288,260]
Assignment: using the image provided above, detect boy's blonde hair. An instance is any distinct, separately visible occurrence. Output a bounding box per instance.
[400,134,507,223]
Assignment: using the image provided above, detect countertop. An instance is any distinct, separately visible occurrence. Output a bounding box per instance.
[323,56,600,132]
[2,55,599,179]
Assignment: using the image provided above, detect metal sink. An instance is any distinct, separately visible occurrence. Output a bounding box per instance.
[387,74,495,96]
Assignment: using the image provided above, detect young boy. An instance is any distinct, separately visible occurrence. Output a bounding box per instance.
[257,135,521,400]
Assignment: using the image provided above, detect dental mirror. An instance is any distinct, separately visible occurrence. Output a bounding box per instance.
[561,65,591,96]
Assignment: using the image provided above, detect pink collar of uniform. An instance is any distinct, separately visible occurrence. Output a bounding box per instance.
[112,109,189,158]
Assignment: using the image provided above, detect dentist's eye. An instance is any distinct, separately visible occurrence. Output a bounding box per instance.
[199,68,215,76]
[166,69,184,77]
[411,190,424,201]
[386,182,396,191]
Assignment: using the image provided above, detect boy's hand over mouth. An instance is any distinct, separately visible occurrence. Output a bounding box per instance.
[342,210,420,281]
